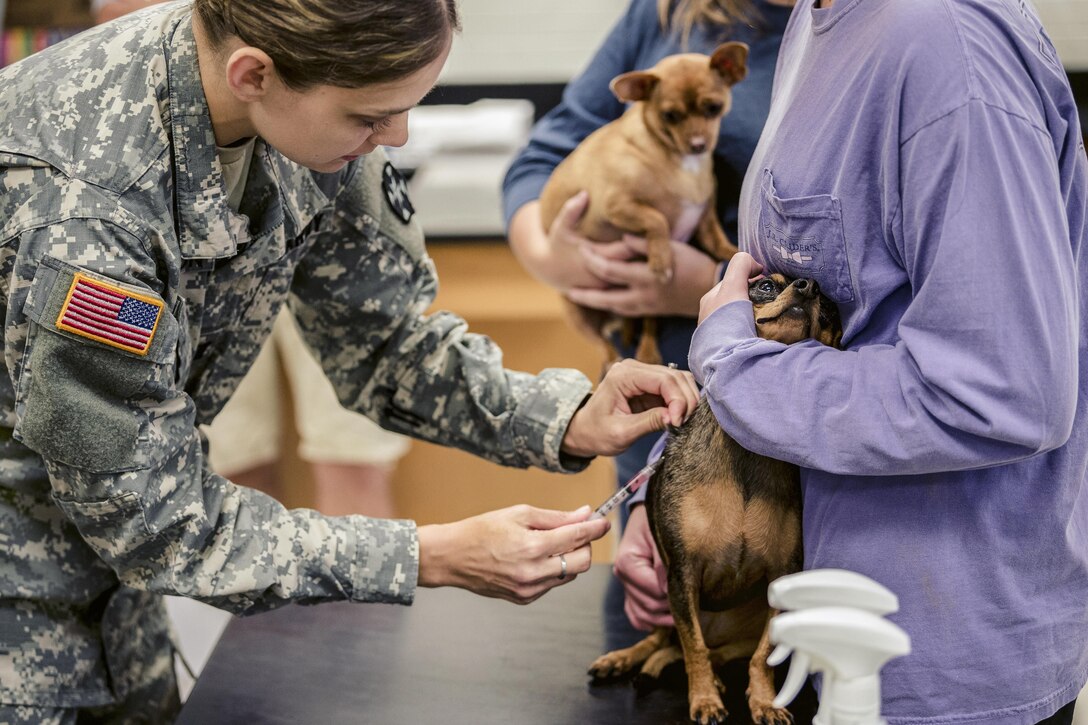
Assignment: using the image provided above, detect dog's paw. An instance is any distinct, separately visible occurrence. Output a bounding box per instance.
[688,692,727,725]
[587,651,638,680]
[749,701,794,725]
[633,670,660,697]
[648,257,674,285]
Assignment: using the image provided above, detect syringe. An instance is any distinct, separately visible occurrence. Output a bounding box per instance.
[588,458,662,520]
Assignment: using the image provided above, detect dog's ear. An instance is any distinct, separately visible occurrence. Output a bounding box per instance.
[610,71,659,103]
[710,42,749,86]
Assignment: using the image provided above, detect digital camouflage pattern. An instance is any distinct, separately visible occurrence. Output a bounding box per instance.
[0,3,592,715]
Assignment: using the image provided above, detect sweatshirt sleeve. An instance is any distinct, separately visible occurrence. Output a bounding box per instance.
[691,101,1078,476]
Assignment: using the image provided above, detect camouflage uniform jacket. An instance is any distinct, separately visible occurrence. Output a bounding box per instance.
[0,4,591,708]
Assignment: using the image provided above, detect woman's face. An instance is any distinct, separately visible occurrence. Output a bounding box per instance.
[250,43,449,173]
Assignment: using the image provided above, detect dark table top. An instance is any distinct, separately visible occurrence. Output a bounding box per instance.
[177,566,714,724]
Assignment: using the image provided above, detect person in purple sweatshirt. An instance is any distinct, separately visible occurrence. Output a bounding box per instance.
[616,0,1088,723]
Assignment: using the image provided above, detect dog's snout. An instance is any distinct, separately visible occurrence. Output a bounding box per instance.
[689,137,707,154]
[794,278,819,298]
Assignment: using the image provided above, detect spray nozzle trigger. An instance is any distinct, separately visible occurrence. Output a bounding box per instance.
[767,644,791,667]
[772,647,810,709]
[768,569,899,615]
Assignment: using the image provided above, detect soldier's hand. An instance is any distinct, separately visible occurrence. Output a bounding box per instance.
[561,359,698,458]
[416,504,609,604]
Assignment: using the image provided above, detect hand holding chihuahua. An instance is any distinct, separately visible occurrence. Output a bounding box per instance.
[567,235,721,317]
[698,251,764,324]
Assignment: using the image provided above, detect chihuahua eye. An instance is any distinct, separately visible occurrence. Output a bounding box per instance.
[748,277,780,304]
[661,110,684,125]
[702,102,723,117]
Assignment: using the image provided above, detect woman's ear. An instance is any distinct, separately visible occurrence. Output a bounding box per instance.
[224,47,278,102]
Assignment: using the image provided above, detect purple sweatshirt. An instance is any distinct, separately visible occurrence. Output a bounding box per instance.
[691,0,1088,722]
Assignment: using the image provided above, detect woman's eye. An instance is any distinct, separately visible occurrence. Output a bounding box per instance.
[359,117,392,132]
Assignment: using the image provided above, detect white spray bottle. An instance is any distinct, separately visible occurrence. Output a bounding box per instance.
[766,570,911,725]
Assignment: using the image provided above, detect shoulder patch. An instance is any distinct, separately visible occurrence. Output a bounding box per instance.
[381,161,415,224]
[55,273,164,356]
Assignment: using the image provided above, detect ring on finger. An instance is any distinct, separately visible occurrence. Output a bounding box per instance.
[558,554,568,580]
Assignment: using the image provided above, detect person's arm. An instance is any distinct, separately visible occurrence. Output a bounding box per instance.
[507,195,603,292]
[292,152,698,473]
[9,219,414,615]
[694,102,1078,476]
[7,218,654,611]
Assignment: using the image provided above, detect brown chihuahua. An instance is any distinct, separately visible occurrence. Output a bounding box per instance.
[538,43,748,366]
[589,275,844,725]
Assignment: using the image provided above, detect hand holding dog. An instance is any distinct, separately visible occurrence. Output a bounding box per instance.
[565,235,720,317]
[561,359,699,458]
[417,505,609,604]
[614,504,673,630]
[698,251,763,324]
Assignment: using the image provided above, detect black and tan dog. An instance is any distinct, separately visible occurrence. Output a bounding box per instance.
[589,274,843,724]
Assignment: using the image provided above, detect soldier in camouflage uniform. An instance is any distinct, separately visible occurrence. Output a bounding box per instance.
[0,1,700,721]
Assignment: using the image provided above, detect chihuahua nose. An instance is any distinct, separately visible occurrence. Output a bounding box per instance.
[794,278,819,298]
[689,137,707,154]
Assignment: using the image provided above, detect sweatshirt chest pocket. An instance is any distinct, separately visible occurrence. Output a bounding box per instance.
[756,169,855,303]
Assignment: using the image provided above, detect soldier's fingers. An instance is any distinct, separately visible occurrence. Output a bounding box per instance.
[657,370,699,427]
[521,504,592,531]
[539,517,610,555]
[535,544,592,586]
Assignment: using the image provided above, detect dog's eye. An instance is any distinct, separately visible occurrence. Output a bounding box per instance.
[702,102,723,118]
[661,110,684,125]
[748,277,780,303]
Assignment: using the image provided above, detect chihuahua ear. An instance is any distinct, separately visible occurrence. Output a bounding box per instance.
[710,42,749,86]
[610,71,659,103]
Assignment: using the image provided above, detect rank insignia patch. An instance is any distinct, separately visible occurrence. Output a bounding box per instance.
[381,161,415,224]
[56,274,164,356]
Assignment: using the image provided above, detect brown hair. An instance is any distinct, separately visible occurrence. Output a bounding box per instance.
[656,0,761,47]
[194,0,461,90]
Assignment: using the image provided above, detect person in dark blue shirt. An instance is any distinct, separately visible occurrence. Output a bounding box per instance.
[502,0,794,531]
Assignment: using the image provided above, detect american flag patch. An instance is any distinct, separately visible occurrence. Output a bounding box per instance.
[55,274,164,356]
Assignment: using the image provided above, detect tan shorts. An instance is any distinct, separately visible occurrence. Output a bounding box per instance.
[203,311,410,474]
